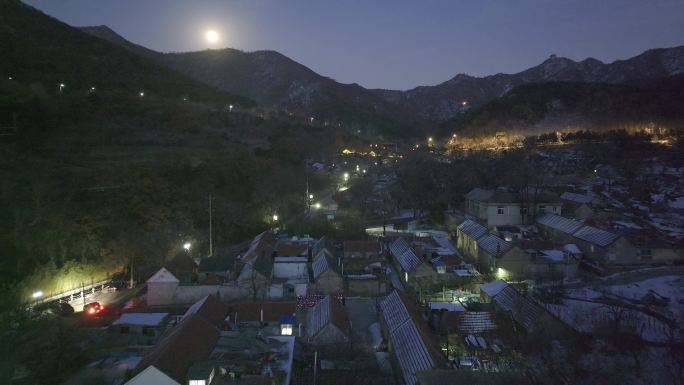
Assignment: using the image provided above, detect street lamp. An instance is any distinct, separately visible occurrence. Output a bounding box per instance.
[314,202,321,209]
[32,291,43,299]
[183,242,191,251]
[58,83,65,94]
[229,104,234,112]
[343,172,349,181]
[272,214,279,222]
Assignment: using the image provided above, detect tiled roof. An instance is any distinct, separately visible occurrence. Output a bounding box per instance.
[573,225,620,247]
[306,296,349,337]
[537,214,584,234]
[465,188,494,201]
[379,291,436,385]
[457,219,488,240]
[390,237,410,257]
[560,192,594,204]
[443,312,497,334]
[477,234,514,257]
[133,314,219,382]
[396,248,423,273]
[180,295,229,328]
[343,240,382,253]
[491,286,544,331]
[277,243,308,257]
[311,252,330,279]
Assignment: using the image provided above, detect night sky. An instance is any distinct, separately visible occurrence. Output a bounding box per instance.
[25,0,684,90]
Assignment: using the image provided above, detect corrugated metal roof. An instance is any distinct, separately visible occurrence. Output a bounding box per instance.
[458,219,488,240]
[537,214,584,234]
[477,234,513,257]
[379,292,434,385]
[560,192,594,204]
[573,225,620,247]
[396,248,423,273]
[307,296,331,337]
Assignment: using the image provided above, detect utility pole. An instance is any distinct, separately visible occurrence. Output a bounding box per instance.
[208,194,214,258]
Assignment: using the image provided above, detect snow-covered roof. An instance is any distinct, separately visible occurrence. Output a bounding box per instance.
[573,225,620,247]
[147,267,179,284]
[396,248,423,273]
[379,291,435,385]
[429,302,465,312]
[112,312,168,326]
[537,214,584,234]
[477,234,514,257]
[457,219,488,240]
[560,192,594,204]
[480,280,508,297]
[563,244,582,254]
[539,250,565,262]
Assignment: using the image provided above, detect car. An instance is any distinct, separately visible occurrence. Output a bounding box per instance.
[33,301,75,317]
[83,302,103,315]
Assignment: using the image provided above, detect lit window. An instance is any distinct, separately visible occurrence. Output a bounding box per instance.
[189,380,206,385]
[497,206,504,215]
[281,324,293,335]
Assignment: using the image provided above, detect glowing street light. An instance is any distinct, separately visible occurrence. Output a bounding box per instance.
[139,91,145,97]
[314,202,321,209]
[32,291,43,299]
[58,83,65,94]
[343,172,349,181]
[309,194,314,200]
[183,242,191,251]
[272,214,279,222]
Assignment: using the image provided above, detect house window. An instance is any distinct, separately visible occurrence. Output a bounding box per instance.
[520,207,527,215]
[639,249,652,260]
[281,324,293,335]
[189,381,206,385]
[538,206,546,214]
[497,206,504,215]
[552,206,558,212]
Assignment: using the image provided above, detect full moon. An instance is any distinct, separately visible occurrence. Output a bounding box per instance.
[205,30,219,43]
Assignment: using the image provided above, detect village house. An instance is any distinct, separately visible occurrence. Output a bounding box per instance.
[111,312,169,343]
[125,314,220,385]
[572,225,639,265]
[311,248,344,295]
[464,188,562,227]
[146,268,180,306]
[560,191,598,220]
[389,237,436,286]
[306,295,350,346]
[378,291,445,385]
[480,280,564,334]
[456,219,488,261]
[536,213,585,243]
[343,240,383,259]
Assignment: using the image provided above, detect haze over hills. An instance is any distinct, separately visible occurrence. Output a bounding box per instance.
[81,25,684,129]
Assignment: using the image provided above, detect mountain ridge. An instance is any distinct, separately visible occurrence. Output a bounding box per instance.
[80,23,684,129]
